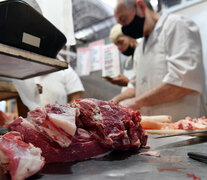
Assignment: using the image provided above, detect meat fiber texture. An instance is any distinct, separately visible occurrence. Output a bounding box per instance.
[0,131,45,180]
[70,98,148,150]
[8,104,109,163]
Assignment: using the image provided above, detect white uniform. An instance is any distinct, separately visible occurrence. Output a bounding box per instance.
[128,13,205,121]
[121,56,135,92]
[35,67,84,106]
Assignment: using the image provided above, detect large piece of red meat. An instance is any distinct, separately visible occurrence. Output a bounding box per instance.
[9,105,109,163]
[8,98,147,163]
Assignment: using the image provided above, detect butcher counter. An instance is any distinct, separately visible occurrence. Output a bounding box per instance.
[1,135,207,180]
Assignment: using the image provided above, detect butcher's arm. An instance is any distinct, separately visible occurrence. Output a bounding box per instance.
[111,88,136,104]
[105,74,129,86]
[121,83,194,110]
[68,91,83,104]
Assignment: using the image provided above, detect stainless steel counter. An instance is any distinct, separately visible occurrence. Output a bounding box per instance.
[1,135,207,180]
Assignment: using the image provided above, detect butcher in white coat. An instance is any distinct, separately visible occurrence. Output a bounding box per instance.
[112,0,205,121]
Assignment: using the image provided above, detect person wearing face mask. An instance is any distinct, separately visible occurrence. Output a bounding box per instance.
[111,0,206,122]
[105,24,138,92]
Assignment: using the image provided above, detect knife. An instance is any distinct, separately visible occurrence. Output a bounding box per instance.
[155,129,207,139]
[188,152,207,164]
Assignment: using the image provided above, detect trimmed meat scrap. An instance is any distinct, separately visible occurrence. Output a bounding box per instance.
[141,116,207,130]
[0,131,45,180]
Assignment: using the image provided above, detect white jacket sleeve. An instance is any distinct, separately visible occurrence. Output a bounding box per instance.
[127,45,141,89]
[64,67,85,95]
[162,15,204,94]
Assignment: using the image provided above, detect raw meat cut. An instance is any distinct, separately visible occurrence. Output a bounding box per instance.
[9,117,110,162]
[70,98,148,150]
[141,116,207,130]
[165,116,207,130]
[27,104,77,147]
[8,98,147,163]
[0,131,45,180]
[139,151,160,157]
[141,115,172,123]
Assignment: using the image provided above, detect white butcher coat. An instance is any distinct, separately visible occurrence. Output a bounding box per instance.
[35,67,84,106]
[121,56,135,92]
[128,13,205,122]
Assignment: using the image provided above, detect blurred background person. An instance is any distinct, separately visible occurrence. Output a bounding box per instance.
[105,24,138,92]
[35,66,84,106]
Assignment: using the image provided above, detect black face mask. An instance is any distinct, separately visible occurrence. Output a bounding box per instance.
[122,14,145,39]
[122,45,135,56]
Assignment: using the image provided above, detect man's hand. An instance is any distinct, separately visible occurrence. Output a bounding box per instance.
[110,96,121,104]
[110,88,136,105]
[105,74,129,86]
[68,91,83,104]
[119,98,140,110]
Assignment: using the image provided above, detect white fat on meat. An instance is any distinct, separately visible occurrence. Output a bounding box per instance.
[45,108,77,147]
[139,151,160,157]
[93,112,103,121]
[21,118,36,130]
[101,105,112,111]
[13,144,45,180]
[48,111,76,136]
[43,127,72,147]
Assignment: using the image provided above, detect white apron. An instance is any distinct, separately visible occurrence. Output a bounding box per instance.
[132,13,205,122]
